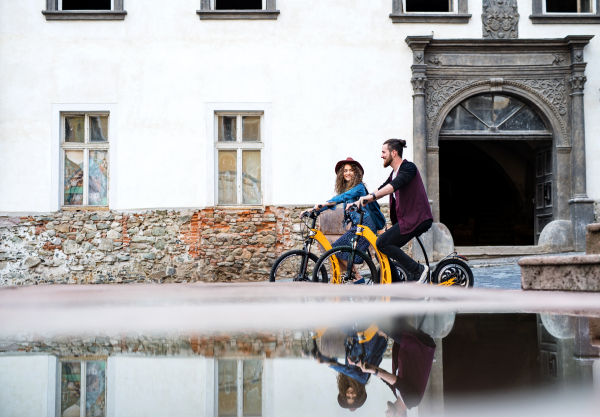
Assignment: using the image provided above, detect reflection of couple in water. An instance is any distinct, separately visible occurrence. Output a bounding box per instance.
[316,319,436,415]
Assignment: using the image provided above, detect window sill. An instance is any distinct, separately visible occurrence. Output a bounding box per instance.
[42,10,127,20]
[196,10,280,20]
[529,14,600,24]
[62,206,110,211]
[390,13,471,23]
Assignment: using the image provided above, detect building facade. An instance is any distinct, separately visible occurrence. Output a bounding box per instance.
[1,0,599,284]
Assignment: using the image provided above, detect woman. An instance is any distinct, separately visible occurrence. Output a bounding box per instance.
[315,327,389,411]
[310,157,379,283]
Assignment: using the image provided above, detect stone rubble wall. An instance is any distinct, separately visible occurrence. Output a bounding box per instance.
[0,207,307,285]
[0,330,394,359]
[0,205,394,286]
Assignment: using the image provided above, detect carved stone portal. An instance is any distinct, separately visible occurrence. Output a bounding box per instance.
[482,0,519,39]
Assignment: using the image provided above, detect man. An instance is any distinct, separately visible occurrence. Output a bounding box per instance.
[351,139,433,282]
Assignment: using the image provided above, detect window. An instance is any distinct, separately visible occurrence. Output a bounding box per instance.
[218,359,263,417]
[546,0,593,13]
[197,0,279,19]
[61,113,109,208]
[215,0,263,10]
[42,0,126,20]
[530,0,600,22]
[60,360,107,417]
[61,0,112,10]
[405,0,454,13]
[215,113,263,206]
[390,0,470,23]
[441,94,550,134]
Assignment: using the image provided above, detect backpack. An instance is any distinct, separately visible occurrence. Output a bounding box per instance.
[363,184,387,231]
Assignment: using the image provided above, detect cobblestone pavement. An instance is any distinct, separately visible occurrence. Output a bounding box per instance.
[469,252,584,290]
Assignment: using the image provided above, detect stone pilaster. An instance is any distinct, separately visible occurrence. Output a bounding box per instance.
[406,36,432,191]
[567,37,594,251]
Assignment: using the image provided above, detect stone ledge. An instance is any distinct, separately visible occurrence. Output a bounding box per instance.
[42,10,127,20]
[390,14,471,23]
[530,14,600,24]
[196,10,280,20]
[519,254,600,292]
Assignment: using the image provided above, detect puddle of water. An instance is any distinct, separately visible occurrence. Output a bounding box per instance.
[1,284,599,416]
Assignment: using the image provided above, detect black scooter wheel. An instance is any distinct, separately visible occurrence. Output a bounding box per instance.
[431,258,474,288]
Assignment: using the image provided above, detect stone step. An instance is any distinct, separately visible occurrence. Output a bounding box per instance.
[587,223,600,255]
[456,245,545,259]
[519,254,600,292]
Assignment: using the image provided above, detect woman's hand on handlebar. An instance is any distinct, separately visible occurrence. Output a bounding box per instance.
[356,360,376,374]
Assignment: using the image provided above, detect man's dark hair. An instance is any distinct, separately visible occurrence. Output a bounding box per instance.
[383,139,407,158]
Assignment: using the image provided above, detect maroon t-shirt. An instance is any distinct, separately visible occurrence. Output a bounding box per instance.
[379,160,433,234]
[386,333,436,409]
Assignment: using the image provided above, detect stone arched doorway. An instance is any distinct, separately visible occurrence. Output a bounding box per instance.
[438,93,552,246]
[406,35,594,254]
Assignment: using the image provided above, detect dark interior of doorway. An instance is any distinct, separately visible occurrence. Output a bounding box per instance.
[440,140,550,246]
[443,313,540,401]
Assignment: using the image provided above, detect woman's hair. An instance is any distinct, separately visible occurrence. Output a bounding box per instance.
[334,162,364,195]
[383,138,407,158]
[337,373,368,409]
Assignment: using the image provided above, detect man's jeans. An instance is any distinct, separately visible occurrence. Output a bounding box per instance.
[376,219,433,278]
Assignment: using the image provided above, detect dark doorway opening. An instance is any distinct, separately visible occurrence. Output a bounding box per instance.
[443,313,540,403]
[215,0,263,10]
[440,140,551,246]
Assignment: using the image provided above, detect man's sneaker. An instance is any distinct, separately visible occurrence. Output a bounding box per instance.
[416,264,429,284]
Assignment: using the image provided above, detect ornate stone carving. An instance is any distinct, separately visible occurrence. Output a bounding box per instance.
[429,55,441,67]
[552,54,565,66]
[570,76,587,92]
[411,76,427,93]
[414,51,424,63]
[424,78,569,145]
[511,79,568,115]
[425,79,477,121]
[574,51,583,62]
[482,0,519,39]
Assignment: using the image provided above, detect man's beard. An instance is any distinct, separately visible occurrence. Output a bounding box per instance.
[383,154,393,168]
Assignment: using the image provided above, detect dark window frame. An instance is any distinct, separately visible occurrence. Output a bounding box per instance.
[197,0,280,20]
[42,0,127,20]
[530,0,600,23]
[390,0,471,23]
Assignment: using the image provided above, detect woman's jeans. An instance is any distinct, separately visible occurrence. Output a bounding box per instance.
[376,219,433,278]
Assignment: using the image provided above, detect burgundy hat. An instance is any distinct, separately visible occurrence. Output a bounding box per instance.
[335,157,364,175]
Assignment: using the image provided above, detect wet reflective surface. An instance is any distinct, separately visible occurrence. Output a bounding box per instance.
[1,284,599,416]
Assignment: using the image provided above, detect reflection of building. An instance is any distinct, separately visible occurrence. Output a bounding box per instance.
[1,313,599,416]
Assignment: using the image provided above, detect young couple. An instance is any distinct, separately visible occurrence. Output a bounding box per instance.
[311,139,433,283]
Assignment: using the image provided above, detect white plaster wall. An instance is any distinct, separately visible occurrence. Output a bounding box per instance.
[272,358,396,416]
[0,1,599,212]
[112,356,206,417]
[0,355,55,417]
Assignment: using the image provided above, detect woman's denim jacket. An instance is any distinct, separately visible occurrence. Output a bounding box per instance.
[322,183,372,226]
[326,333,388,385]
